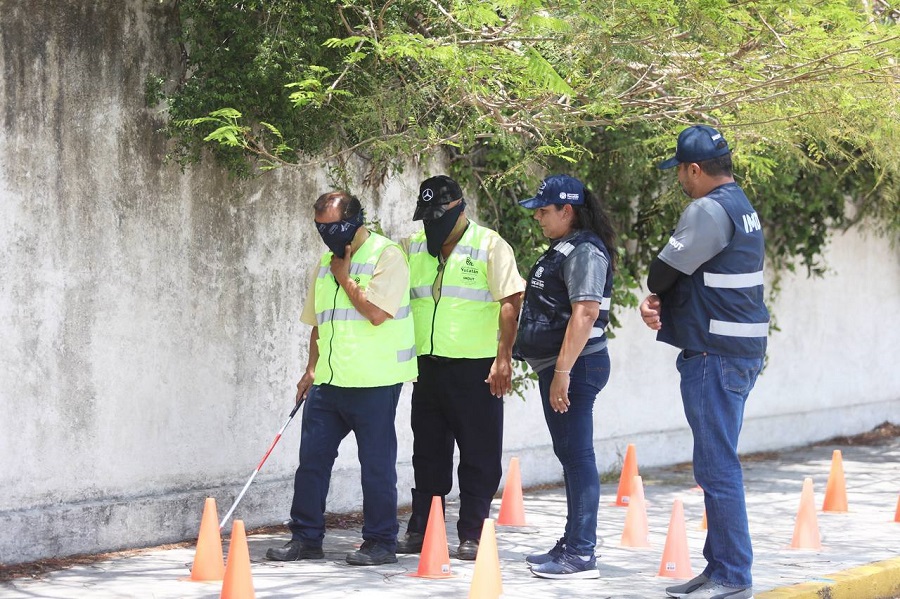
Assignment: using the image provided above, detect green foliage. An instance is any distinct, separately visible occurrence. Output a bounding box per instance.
[157,0,348,173]
[154,0,900,310]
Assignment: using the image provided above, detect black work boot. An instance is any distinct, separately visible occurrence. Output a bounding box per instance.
[456,539,479,561]
[396,531,425,554]
[399,488,441,553]
[265,539,324,561]
[346,539,398,566]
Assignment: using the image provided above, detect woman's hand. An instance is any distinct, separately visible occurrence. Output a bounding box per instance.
[549,371,571,413]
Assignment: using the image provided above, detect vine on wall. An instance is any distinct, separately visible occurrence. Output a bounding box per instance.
[152,0,900,340]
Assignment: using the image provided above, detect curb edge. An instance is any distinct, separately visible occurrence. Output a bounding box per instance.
[757,557,900,599]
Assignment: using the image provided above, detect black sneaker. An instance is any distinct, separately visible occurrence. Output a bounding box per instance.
[530,548,599,579]
[456,539,479,561]
[525,537,566,566]
[265,540,324,561]
[345,539,398,566]
[396,531,425,554]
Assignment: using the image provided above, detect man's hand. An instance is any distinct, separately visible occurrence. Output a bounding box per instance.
[329,244,352,284]
[295,370,315,405]
[640,294,662,331]
[486,357,512,398]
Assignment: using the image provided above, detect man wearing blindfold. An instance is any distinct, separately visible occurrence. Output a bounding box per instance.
[398,175,524,561]
[266,191,417,567]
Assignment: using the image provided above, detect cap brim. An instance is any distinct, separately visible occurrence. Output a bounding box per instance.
[412,203,449,221]
[658,156,680,169]
[518,197,545,209]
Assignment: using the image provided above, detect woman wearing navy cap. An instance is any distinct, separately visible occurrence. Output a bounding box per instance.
[514,174,617,579]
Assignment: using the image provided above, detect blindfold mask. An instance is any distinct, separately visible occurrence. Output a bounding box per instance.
[316,211,364,258]
[423,200,466,257]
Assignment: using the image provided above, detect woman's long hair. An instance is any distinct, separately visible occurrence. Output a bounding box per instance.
[571,187,618,271]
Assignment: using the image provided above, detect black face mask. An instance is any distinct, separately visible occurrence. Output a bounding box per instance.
[316,211,364,258]
[423,200,466,257]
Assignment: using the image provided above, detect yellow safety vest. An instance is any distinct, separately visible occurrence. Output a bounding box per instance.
[314,233,417,387]
[408,222,499,359]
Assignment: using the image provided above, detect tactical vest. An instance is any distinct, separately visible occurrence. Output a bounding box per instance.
[658,183,769,358]
[408,222,500,359]
[314,232,417,387]
[514,230,613,360]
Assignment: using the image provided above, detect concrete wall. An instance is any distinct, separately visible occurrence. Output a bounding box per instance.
[0,0,897,565]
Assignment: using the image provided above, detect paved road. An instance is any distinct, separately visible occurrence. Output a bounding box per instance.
[2,435,898,598]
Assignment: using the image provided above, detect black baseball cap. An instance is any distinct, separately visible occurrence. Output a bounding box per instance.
[413,175,463,221]
[658,125,731,169]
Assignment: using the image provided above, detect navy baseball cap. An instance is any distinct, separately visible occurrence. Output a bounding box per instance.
[413,175,463,221]
[518,174,585,209]
[658,125,731,169]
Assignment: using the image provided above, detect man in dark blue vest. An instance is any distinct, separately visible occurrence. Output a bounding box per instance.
[640,125,769,599]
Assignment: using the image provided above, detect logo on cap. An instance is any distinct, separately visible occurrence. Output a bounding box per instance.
[422,188,434,202]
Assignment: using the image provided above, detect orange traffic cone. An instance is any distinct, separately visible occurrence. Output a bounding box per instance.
[221,520,255,599]
[790,478,822,550]
[409,496,452,578]
[894,494,899,523]
[468,519,502,599]
[614,444,639,506]
[497,457,527,526]
[699,509,707,531]
[658,500,693,578]
[822,450,848,513]
[187,497,225,581]
[620,475,650,548]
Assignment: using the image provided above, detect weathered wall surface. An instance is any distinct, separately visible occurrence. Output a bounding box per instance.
[0,0,897,565]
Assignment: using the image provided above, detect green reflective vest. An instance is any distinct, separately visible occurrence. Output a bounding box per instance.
[408,222,499,359]
[314,232,417,387]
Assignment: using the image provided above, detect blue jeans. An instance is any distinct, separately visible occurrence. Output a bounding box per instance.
[677,350,762,588]
[288,383,401,550]
[537,351,610,556]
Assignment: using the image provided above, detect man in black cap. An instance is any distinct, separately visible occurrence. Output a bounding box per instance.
[640,125,768,599]
[399,175,524,560]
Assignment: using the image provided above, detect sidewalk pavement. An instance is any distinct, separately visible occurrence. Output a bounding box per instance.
[2,436,898,599]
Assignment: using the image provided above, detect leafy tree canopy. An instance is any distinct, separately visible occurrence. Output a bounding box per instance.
[157,0,900,303]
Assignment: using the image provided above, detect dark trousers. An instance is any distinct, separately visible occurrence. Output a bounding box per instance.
[288,383,401,550]
[408,356,503,542]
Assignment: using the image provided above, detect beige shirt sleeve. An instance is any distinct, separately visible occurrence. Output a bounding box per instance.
[365,245,409,317]
[486,233,525,301]
[299,263,320,327]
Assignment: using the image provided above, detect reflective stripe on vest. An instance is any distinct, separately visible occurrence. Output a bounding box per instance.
[703,270,764,289]
[317,304,412,326]
[314,233,417,387]
[408,223,500,358]
[703,270,767,339]
[709,319,770,338]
